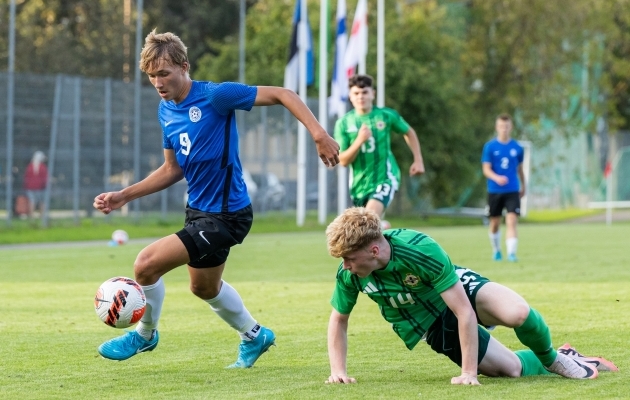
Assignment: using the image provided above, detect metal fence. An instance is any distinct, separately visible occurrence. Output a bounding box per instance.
[3,72,627,226]
[0,72,342,225]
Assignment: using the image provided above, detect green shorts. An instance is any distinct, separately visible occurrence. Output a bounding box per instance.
[424,267,492,367]
[352,182,397,208]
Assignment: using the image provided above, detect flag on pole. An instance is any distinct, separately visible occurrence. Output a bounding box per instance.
[329,0,348,117]
[344,0,368,79]
[284,0,315,91]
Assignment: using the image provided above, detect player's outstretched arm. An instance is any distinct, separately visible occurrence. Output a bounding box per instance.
[440,282,481,385]
[326,309,357,384]
[93,149,183,214]
[254,86,339,167]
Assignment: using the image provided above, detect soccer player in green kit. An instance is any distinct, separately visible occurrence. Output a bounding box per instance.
[334,75,425,228]
[324,208,618,385]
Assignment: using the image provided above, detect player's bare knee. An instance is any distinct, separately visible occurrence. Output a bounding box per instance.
[133,252,158,284]
[512,302,531,327]
[189,282,220,300]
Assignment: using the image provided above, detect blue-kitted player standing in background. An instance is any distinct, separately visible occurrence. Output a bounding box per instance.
[481,114,525,262]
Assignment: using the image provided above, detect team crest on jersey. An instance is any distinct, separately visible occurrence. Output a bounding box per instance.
[376,121,386,130]
[189,106,202,122]
[510,148,517,157]
[403,273,420,287]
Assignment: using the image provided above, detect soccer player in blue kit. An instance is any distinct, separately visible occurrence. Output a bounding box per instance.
[481,114,525,262]
[93,30,340,367]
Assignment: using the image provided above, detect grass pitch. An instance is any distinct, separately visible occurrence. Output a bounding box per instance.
[0,222,628,399]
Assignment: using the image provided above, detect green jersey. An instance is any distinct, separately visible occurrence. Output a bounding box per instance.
[330,229,459,350]
[333,107,410,200]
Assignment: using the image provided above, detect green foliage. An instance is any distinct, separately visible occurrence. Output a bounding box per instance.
[384,3,478,207]
[196,0,305,85]
[3,0,630,208]
[0,224,628,398]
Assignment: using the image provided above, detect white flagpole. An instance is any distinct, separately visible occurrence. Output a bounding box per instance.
[358,0,367,74]
[376,0,385,107]
[297,0,308,226]
[318,0,329,224]
[337,119,348,214]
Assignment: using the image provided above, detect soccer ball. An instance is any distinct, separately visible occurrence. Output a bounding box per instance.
[94,277,146,329]
[111,229,129,245]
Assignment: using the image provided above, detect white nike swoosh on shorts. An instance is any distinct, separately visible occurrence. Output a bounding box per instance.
[199,231,211,244]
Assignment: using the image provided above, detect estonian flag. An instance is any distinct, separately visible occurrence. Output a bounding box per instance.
[283,0,315,92]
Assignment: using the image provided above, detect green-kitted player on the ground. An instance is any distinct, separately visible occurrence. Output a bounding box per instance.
[334,74,424,228]
[324,207,618,385]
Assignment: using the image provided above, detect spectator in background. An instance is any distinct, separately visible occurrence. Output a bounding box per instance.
[23,150,48,218]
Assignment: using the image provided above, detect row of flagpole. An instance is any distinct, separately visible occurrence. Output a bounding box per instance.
[283,0,382,226]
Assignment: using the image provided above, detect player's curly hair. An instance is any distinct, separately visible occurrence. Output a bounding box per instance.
[139,29,189,73]
[326,207,382,258]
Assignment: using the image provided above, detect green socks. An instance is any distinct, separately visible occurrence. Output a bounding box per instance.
[514,308,557,367]
[515,350,552,376]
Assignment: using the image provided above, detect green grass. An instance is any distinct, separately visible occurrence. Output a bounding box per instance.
[0,208,611,245]
[0,223,628,399]
[522,209,604,223]
[0,211,486,245]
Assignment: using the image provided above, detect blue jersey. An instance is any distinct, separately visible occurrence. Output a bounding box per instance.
[481,138,524,193]
[160,81,257,213]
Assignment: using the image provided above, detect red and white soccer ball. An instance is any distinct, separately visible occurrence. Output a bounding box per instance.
[111,229,129,245]
[94,277,146,329]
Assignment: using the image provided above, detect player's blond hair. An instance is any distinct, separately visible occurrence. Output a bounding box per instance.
[139,29,189,73]
[326,207,382,258]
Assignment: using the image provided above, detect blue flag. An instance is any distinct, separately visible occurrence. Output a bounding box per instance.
[329,0,348,117]
[283,0,315,91]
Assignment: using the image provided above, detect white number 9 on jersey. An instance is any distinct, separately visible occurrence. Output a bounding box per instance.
[180,132,191,155]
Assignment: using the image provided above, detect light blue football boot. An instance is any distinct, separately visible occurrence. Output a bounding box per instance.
[227,326,276,368]
[493,251,503,261]
[507,253,518,262]
[98,330,159,361]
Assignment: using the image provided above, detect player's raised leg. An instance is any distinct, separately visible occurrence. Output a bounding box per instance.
[188,264,275,368]
[98,234,189,360]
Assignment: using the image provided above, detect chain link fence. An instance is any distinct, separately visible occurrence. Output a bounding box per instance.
[0,72,342,225]
[2,72,626,225]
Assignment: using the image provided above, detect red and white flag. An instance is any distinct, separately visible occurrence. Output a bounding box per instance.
[343,0,368,79]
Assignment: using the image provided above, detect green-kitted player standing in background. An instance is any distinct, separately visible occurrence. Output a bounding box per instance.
[334,74,425,228]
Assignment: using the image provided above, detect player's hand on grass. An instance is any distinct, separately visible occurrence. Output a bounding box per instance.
[314,134,340,167]
[325,374,357,384]
[93,192,126,214]
[451,373,480,385]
